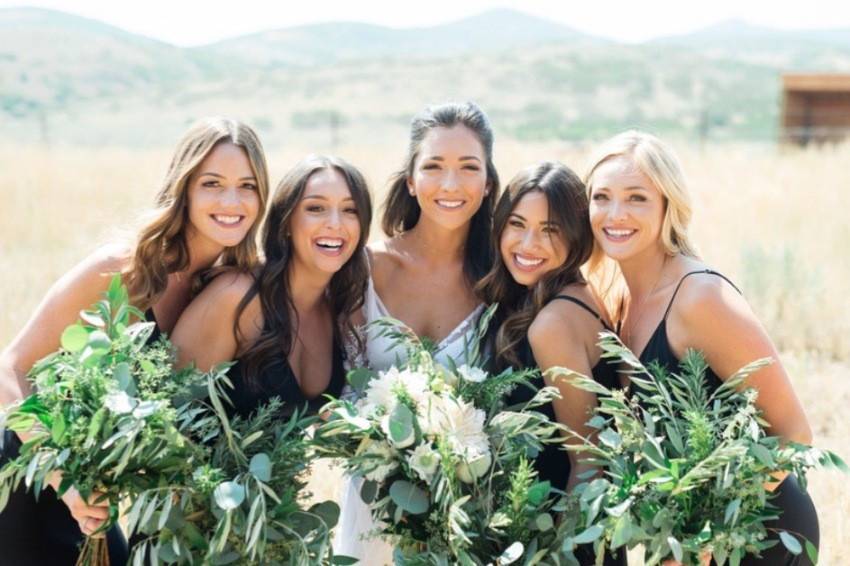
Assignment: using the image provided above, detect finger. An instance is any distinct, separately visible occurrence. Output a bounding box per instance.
[80,517,107,538]
[82,505,111,521]
[86,491,110,507]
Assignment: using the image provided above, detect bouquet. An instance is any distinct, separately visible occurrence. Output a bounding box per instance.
[315,310,566,565]
[0,275,210,566]
[546,333,847,566]
[126,374,340,565]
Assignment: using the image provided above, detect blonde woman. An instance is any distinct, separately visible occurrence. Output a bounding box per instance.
[0,117,268,565]
[585,130,818,565]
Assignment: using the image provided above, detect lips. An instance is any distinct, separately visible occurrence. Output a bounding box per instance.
[211,214,245,227]
[435,199,465,210]
[512,253,545,272]
[602,227,636,242]
[314,236,345,256]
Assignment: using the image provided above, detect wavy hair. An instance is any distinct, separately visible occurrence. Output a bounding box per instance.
[124,117,269,311]
[235,155,373,387]
[382,101,499,285]
[477,161,593,369]
[584,130,699,314]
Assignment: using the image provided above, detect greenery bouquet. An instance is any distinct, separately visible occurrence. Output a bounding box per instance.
[315,311,566,565]
[0,276,210,565]
[126,376,340,565]
[546,333,847,566]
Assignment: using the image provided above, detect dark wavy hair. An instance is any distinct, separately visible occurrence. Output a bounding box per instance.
[382,101,499,285]
[234,154,373,387]
[477,161,593,369]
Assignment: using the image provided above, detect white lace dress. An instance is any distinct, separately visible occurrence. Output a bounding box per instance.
[332,272,484,565]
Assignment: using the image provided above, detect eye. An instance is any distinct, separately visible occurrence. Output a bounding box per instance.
[543,226,560,235]
[508,219,524,228]
[422,163,440,170]
[202,180,220,188]
[240,182,258,191]
[629,194,647,202]
[462,164,481,171]
[344,206,359,215]
[591,193,608,201]
[306,204,324,213]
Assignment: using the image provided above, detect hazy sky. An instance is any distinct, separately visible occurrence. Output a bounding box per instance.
[5,0,850,45]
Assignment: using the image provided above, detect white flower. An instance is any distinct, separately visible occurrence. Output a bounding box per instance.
[407,443,441,483]
[457,364,487,383]
[104,391,136,414]
[426,397,490,457]
[358,439,399,483]
[356,367,431,418]
[456,450,492,484]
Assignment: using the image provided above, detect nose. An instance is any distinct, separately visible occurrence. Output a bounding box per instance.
[326,207,342,229]
[220,186,240,207]
[609,198,628,221]
[441,169,459,192]
[520,228,538,250]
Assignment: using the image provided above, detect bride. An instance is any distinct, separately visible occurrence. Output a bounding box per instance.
[333,101,500,565]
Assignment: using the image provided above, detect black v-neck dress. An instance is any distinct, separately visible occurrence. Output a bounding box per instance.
[635,270,819,566]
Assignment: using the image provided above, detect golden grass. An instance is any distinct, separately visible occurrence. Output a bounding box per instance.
[1,141,847,561]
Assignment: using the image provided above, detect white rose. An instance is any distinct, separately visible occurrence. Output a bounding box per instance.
[407,443,441,483]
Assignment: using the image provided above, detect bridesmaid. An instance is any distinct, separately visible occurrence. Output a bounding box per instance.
[585,130,818,565]
[334,101,500,565]
[0,117,268,565]
[477,161,623,566]
[168,154,372,421]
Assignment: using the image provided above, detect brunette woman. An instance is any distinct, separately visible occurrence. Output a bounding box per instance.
[0,117,269,565]
[478,161,623,566]
[586,130,818,566]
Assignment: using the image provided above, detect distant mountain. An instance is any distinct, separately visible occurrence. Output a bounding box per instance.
[201,8,601,67]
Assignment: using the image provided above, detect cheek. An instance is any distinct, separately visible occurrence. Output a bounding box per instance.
[498,231,513,263]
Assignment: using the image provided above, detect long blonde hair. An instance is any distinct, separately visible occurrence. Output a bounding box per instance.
[124,117,269,311]
[584,130,698,313]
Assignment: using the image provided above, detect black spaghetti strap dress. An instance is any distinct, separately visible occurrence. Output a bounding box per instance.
[635,270,819,566]
[0,310,164,566]
[505,295,624,566]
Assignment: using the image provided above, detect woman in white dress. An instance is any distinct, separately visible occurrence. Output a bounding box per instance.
[333,102,500,565]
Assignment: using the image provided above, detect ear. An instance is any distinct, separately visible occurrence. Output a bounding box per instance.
[406,176,415,197]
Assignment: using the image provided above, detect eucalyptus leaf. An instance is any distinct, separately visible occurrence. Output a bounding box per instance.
[778,531,802,555]
[60,324,88,353]
[389,480,429,515]
[214,481,246,511]
[249,453,272,482]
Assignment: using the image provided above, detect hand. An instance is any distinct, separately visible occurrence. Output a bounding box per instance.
[59,486,111,538]
[663,551,711,566]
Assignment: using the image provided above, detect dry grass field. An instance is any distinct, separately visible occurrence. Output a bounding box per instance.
[1,140,848,562]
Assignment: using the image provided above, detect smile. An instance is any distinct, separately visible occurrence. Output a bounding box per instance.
[513,253,545,271]
[435,199,464,210]
[603,227,636,242]
[211,214,245,227]
[315,237,345,256]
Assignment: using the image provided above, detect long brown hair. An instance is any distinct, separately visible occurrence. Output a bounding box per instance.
[124,117,269,310]
[477,161,593,369]
[382,101,499,285]
[235,155,373,386]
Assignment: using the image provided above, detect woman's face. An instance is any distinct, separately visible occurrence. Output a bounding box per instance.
[588,155,666,263]
[408,125,488,232]
[187,142,261,251]
[499,190,567,287]
[289,168,362,277]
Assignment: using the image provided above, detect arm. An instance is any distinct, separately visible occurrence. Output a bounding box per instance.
[170,272,260,371]
[528,303,602,491]
[670,275,812,446]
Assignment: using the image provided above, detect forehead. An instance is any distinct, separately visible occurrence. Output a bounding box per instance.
[419,125,485,158]
[197,142,251,172]
[303,167,352,198]
[591,155,656,193]
[511,190,550,218]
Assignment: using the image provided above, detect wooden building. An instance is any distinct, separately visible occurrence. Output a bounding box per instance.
[781,74,850,145]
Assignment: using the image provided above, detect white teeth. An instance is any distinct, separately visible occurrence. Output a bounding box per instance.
[316,238,343,248]
[515,254,544,267]
[605,228,635,237]
[436,200,463,209]
[213,215,241,225]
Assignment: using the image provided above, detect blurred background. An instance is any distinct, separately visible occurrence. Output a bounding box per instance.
[1,1,848,561]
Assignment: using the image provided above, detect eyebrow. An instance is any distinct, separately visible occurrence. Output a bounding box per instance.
[422,155,482,162]
[509,212,558,226]
[199,172,257,181]
[593,185,648,192]
[302,195,356,202]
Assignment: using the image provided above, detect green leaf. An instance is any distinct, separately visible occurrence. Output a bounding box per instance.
[113,362,135,394]
[805,539,819,564]
[573,525,603,544]
[214,481,246,511]
[331,556,359,565]
[249,453,272,482]
[667,536,683,563]
[778,531,802,555]
[598,428,622,449]
[527,480,551,506]
[60,324,88,353]
[360,480,378,504]
[51,412,67,444]
[724,498,741,525]
[534,513,554,531]
[347,368,376,395]
[611,513,632,549]
[750,443,775,467]
[387,403,415,448]
[310,500,341,529]
[86,330,112,351]
[388,480,429,515]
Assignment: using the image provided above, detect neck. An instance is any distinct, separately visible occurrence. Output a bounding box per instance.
[173,229,225,285]
[287,263,332,315]
[618,244,670,301]
[404,216,470,265]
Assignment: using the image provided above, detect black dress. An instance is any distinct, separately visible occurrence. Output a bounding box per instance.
[636,270,819,566]
[505,295,624,566]
[0,309,165,566]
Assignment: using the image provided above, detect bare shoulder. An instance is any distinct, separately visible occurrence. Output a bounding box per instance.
[672,269,748,327]
[528,300,585,348]
[367,238,405,287]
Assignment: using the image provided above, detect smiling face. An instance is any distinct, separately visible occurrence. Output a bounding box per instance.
[186,141,261,253]
[588,155,666,264]
[499,190,567,287]
[288,167,362,277]
[408,125,488,232]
